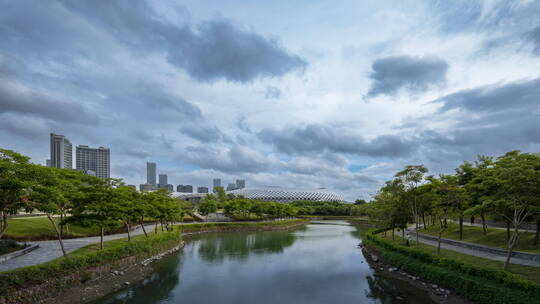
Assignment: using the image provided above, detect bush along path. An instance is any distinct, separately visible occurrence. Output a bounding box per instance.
[363,229,540,304]
[0,220,308,304]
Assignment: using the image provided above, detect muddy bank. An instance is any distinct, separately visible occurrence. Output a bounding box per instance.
[362,244,473,304]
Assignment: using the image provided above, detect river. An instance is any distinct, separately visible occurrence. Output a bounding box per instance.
[93,221,435,304]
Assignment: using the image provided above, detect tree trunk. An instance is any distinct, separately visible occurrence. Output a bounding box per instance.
[422,213,427,230]
[160,221,164,231]
[437,229,443,255]
[481,213,487,235]
[155,222,158,234]
[125,222,131,242]
[534,219,540,246]
[100,227,104,250]
[459,216,464,240]
[504,228,519,271]
[46,213,67,257]
[402,228,405,245]
[0,212,9,239]
[470,216,475,224]
[392,227,395,241]
[140,219,148,237]
[506,220,511,243]
[415,217,419,248]
[60,213,64,237]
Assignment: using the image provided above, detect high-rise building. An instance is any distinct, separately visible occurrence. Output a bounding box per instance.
[139,183,152,192]
[226,183,237,191]
[46,159,51,167]
[147,162,156,189]
[177,185,193,193]
[197,186,209,193]
[159,174,168,186]
[50,133,72,169]
[213,178,221,190]
[236,179,246,189]
[76,145,110,180]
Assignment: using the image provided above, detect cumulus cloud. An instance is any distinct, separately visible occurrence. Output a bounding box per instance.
[264,86,283,99]
[180,124,223,142]
[258,124,416,158]
[525,26,540,56]
[182,146,277,173]
[0,81,97,123]
[367,55,448,97]
[58,1,307,83]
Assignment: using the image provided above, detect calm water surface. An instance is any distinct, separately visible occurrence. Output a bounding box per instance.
[94,221,435,304]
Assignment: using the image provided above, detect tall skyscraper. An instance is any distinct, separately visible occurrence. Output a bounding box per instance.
[50,133,72,169]
[236,179,246,189]
[147,162,156,189]
[159,174,168,186]
[213,178,221,190]
[76,145,110,180]
[197,186,209,193]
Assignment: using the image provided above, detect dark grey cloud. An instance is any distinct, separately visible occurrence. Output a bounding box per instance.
[180,124,222,142]
[167,20,307,83]
[258,124,415,158]
[265,86,282,99]
[525,26,540,56]
[367,56,448,97]
[436,77,540,114]
[182,146,273,173]
[0,81,97,123]
[57,1,307,83]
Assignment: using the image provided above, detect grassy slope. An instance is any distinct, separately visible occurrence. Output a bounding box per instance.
[380,233,540,285]
[421,222,540,254]
[4,217,103,240]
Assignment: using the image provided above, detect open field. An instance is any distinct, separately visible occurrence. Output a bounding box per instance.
[421,222,540,254]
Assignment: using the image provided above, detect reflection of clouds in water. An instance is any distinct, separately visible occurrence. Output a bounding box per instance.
[94,221,435,304]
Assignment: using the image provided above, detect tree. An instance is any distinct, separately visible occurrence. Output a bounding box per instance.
[199,194,218,216]
[462,157,495,235]
[0,149,32,238]
[484,151,540,270]
[395,165,428,248]
[68,178,122,249]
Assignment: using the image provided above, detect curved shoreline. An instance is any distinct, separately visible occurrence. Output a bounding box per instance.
[3,220,308,304]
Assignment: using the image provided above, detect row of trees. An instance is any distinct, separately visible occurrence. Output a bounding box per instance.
[0,149,182,257]
[291,200,364,216]
[364,151,540,270]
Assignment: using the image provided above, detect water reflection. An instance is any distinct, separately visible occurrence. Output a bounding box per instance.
[94,221,434,304]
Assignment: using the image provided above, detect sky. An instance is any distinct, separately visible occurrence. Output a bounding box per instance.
[1,0,540,201]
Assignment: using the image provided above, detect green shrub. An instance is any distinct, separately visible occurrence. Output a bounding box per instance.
[364,230,540,303]
[0,231,181,296]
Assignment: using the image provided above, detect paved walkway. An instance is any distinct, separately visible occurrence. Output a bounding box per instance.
[400,229,540,267]
[0,224,158,272]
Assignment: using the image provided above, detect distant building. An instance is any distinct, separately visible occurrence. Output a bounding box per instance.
[46,159,51,167]
[158,174,168,189]
[213,178,221,191]
[147,162,156,190]
[226,183,237,191]
[236,179,246,189]
[76,145,110,180]
[177,184,193,193]
[50,133,72,169]
[139,183,152,192]
[165,184,174,192]
[197,186,209,193]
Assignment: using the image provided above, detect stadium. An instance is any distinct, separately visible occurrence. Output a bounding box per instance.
[227,187,345,203]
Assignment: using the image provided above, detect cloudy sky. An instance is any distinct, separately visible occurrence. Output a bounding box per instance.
[1,0,540,200]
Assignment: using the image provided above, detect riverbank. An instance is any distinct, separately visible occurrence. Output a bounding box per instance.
[0,219,307,304]
[362,246,472,304]
[363,229,540,304]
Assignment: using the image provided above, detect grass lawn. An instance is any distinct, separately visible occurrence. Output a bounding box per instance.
[421,222,540,254]
[378,233,540,285]
[3,217,120,241]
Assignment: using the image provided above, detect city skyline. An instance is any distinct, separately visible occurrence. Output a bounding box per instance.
[2,1,539,200]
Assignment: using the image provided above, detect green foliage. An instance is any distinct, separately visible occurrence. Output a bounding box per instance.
[365,230,540,304]
[224,198,297,220]
[0,230,182,297]
[199,194,218,216]
[291,200,356,216]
